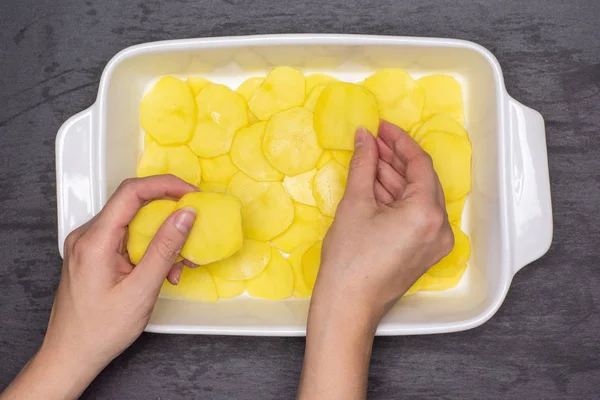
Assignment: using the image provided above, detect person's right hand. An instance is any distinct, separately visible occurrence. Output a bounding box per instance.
[314,120,454,324]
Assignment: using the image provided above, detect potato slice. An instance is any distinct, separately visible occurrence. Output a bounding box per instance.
[302,241,322,291]
[331,150,353,168]
[140,76,197,145]
[246,247,294,300]
[316,151,334,168]
[413,114,469,144]
[176,192,243,264]
[420,132,472,201]
[227,172,294,240]
[418,75,464,125]
[236,77,264,101]
[230,122,283,182]
[143,133,155,149]
[304,83,329,113]
[446,196,466,225]
[188,84,248,158]
[213,275,245,298]
[364,69,419,105]
[263,107,323,176]
[409,121,424,138]
[208,239,271,281]
[378,87,425,131]
[198,181,228,193]
[319,216,334,239]
[186,77,212,96]
[314,82,379,150]
[282,169,317,207]
[248,66,305,120]
[127,200,177,264]
[428,226,470,277]
[159,266,218,303]
[163,145,202,185]
[137,141,168,178]
[305,73,338,94]
[289,242,316,298]
[421,263,467,291]
[313,160,348,217]
[272,204,323,253]
[199,154,238,184]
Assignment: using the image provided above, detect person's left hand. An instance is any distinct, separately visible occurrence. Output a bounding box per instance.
[2,175,198,400]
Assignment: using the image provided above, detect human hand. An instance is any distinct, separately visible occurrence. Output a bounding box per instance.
[2,175,197,400]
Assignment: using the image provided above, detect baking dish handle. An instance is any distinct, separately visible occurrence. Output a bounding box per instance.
[55,105,98,258]
[508,98,553,273]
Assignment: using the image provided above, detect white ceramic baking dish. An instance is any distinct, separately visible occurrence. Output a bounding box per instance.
[55,34,552,336]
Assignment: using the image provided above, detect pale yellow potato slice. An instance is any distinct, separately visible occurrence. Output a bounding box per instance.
[199,154,238,184]
[418,75,464,125]
[446,196,466,225]
[198,181,228,193]
[271,204,323,253]
[428,226,470,277]
[378,87,425,131]
[420,132,472,201]
[316,150,334,168]
[208,239,271,281]
[304,83,329,113]
[159,266,218,303]
[409,121,424,138]
[137,141,168,178]
[248,66,305,120]
[331,150,353,168]
[404,275,425,296]
[263,107,323,176]
[236,77,264,101]
[421,263,467,291]
[227,172,294,240]
[188,84,248,158]
[305,73,338,94]
[213,275,245,298]
[282,169,317,207]
[186,77,212,96]
[176,192,244,264]
[127,199,177,264]
[289,242,316,298]
[319,216,334,239]
[302,241,322,291]
[140,76,197,145]
[162,145,202,185]
[246,247,294,300]
[143,133,155,149]
[314,82,379,150]
[313,160,348,217]
[413,113,469,144]
[230,122,283,182]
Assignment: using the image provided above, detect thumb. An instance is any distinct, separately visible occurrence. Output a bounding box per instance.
[130,207,197,291]
[344,127,378,200]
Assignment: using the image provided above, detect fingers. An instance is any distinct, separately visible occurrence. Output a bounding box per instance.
[129,207,197,292]
[377,160,407,199]
[375,180,395,204]
[344,127,379,201]
[167,261,184,285]
[378,120,425,167]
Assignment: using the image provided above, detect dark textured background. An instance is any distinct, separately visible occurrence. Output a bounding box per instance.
[1,0,599,399]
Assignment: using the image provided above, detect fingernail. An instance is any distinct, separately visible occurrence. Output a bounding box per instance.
[168,264,183,285]
[174,207,196,234]
[355,127,368,148]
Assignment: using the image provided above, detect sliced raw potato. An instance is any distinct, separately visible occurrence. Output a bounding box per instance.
[187,77,212,96]
[418,75,464,125]
[263,107,323,176]
[188,84,248,157]
[272,204,323,253]
[137,141,168,178]
[316,151,334,169]
[199,154,238,184]
[378,87,425,131]
[213,275,245,298]
[446,196,466,224]
[236,77,264,101]
[413,114,469,144]
[304,83,329,112]
[302,241,322,291]
[331,150,353,168]
[305,73,338,94]
[404,275,425,296]
[428,226,470,277]
[409,121,424,138]
[227,172,294,240]
[319,216,334,239]
[282,169,317,207]
[159,266,217,303]
[289,242,316,298]
[230,122,283,182]
[163,145,202,185]
[127,200,177,264]
[140,76,197,145]
[248,67,305,120]
[314,82,379,150]
[143,133,155,149]
[421,263,467,291]
[198,181,228,193]
[176,192,244,264]
[208,239,271,281]
[420,132,472,201]
[246,247,294,300]
[313,160,348,217]
[364,69,419,105]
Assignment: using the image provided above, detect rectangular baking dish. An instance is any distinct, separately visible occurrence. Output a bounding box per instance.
[55,34,552,336]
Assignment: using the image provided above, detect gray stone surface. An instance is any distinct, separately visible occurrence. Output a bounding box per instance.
[1,0,599,398]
